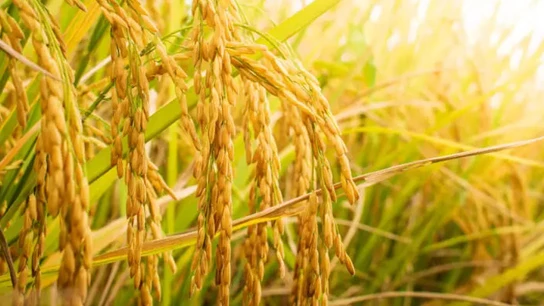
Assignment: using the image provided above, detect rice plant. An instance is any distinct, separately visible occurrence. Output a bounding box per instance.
[1,0,543,305]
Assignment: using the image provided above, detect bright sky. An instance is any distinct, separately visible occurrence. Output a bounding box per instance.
[293,0,544,79]
[291,0,544,57]
[463,0,544,53]
[462,0,544,83]
[288,0,544,107]
[197,0,544,76]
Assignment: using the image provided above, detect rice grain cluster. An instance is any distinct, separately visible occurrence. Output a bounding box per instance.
[5,0,359,305]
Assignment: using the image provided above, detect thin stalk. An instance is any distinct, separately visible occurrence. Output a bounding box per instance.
[162,124,179,305]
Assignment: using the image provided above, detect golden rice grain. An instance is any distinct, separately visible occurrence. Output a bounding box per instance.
[241,79,285,306]
[221,44,361,305]
[64,0,87,12]
[0,10,28,128]
[12,1,92,304]
[8,0,361,304]
[99,1,186,303]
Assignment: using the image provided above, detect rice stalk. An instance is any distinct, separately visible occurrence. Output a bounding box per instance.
[189,1,240,303]
[0,10,28,128]
[10,0,93,304]
[241,79,284,306]
[98,0,181,303]
[2,0,544,305]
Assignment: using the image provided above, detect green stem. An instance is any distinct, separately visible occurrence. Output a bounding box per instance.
[163,124,179,305]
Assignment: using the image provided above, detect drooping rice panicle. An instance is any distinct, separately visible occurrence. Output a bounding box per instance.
[12,0,93,304]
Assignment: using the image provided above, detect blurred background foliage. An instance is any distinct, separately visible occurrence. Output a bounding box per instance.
[237,1,544,304]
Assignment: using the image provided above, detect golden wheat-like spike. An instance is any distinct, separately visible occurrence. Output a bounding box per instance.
[241,79,286,306]
[229,46,361,206]
[153,37,201,152]
[103,2,146,295]
[189,1,244,304]
[145,0,163,33]
[12,195,35,306]
[99,1,184,303]
[64,0,87,12]
[12,1,92,304]
[285,102,314,305]
[0,11,29,128]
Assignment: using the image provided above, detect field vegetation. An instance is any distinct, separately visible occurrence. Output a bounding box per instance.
[1,0,544,305]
